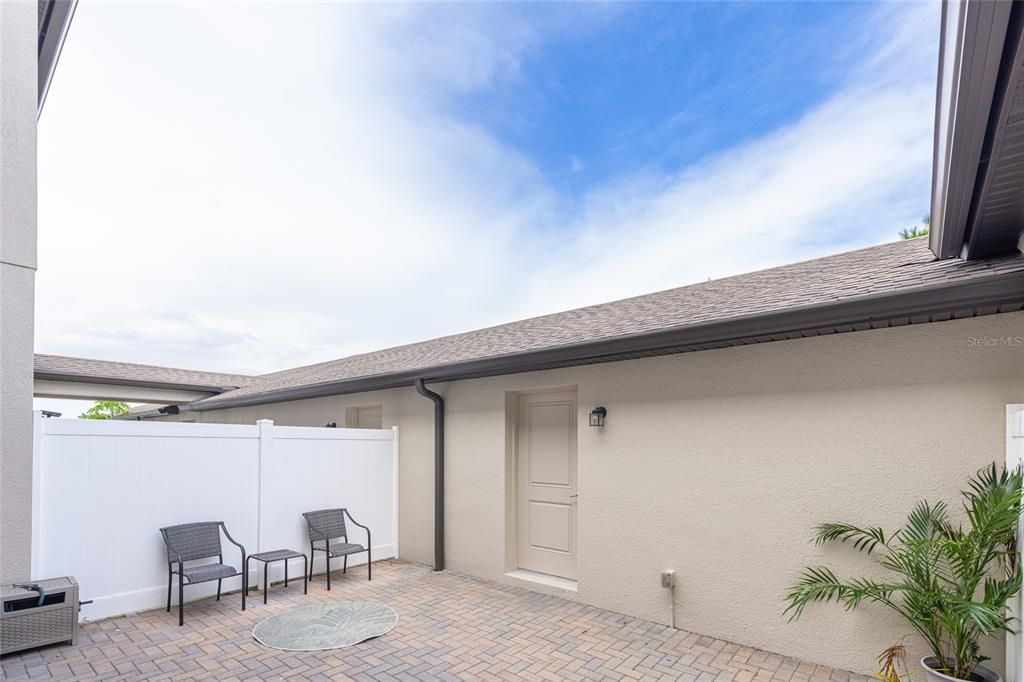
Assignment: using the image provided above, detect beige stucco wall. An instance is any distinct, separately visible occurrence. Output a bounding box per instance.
[0,0,38,583]
[173,311,1024,674]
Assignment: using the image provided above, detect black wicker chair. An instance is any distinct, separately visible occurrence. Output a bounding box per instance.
[159,521,246,626]
[302,508,371,590]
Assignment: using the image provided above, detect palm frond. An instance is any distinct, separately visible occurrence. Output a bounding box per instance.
[814,523,891,554]
[946,598,1009,633]
[902,501,947,544]
[875,643,908,682]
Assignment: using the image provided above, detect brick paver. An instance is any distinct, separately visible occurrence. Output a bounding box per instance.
[0,561,868,681]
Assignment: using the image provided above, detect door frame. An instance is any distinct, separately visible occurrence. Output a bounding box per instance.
[504,385,579,576]
[1006,404,1024,682]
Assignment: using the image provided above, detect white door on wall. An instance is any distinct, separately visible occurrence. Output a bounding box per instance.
[1007,404,1024,682]
[516,390,578,580]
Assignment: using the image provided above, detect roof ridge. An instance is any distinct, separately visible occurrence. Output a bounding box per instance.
[250,239,933,382]
[63,237,1024,411]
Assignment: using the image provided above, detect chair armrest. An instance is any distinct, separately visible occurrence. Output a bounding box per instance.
[343,509,372,546]
[219,523,246,560]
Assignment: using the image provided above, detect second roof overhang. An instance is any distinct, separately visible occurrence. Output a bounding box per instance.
[190,265,1024,412]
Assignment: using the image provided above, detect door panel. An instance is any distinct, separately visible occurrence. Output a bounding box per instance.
[516,390,577,579]
[527,402,573,485]
[528,501,572,552]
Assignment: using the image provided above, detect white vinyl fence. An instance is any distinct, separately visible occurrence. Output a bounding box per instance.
[31,413,398,622]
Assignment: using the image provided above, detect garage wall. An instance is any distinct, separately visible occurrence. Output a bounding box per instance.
[170,311,1024,674]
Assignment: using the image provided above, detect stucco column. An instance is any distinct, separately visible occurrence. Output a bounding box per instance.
[0,0,38,582]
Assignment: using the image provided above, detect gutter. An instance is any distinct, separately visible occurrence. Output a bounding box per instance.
[189,268,1024,412]
[115,405,180,421]
[414,379,445,571]
[33,372,241,394]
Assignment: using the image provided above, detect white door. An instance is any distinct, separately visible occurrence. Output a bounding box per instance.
[1007,405,1024,682]
[516,390,578,580]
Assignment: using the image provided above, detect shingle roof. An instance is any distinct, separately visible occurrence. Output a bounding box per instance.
[197,238,1024,408]
[34,354,253,392]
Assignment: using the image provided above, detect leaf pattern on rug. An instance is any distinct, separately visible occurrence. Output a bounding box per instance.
[253,601,398,651]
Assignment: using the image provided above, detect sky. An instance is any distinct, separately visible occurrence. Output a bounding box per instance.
[35,1,939,415]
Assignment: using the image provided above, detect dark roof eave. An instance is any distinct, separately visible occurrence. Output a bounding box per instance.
[33,372,237,394]
[190,269,1024,412]
[930,0,1024,260]
[38,0,77,114]
[929,1,1013,259]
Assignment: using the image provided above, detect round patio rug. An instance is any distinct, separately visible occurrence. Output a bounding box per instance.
[252,601,398,651]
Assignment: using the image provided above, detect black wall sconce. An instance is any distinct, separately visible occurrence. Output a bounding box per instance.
[589,406,607,427]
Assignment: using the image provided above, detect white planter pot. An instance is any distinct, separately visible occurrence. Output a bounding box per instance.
[922,658,1002,682]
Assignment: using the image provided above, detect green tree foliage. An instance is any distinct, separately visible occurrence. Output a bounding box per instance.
[785,464,1023,681]
[78,400,130,420]
[899,214,930,240]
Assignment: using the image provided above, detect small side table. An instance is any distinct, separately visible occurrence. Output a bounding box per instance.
[247,550,308,604]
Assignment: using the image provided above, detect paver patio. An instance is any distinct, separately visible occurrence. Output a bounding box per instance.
[0,560,868,681]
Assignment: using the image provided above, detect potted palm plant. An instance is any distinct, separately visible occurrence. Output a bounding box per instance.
[784,464,1023,682]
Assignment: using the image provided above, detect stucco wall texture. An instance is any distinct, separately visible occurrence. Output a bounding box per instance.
[0,0,38,584]
[171,312,1024,674]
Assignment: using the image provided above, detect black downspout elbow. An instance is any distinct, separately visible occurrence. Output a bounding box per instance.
[414,379,444,571]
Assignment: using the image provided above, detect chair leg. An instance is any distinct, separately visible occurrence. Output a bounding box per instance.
[242,563,246,612]
[166,568,172,612]
[343,555,347,574]
[264,561,269,605]
[303,555,308,595]
[367,548,372,581]
[285,560,289,587]
[326,553,331,591]
[309,543,315,581]
[178,572,184,627]
[217,579,222,601]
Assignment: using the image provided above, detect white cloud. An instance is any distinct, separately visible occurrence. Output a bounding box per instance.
[35,1,939,378]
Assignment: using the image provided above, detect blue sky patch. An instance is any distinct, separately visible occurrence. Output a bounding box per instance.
[454,2,874,195]
[36,1,940,379]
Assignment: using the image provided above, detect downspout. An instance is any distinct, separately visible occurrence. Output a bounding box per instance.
[414,379,444,571]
